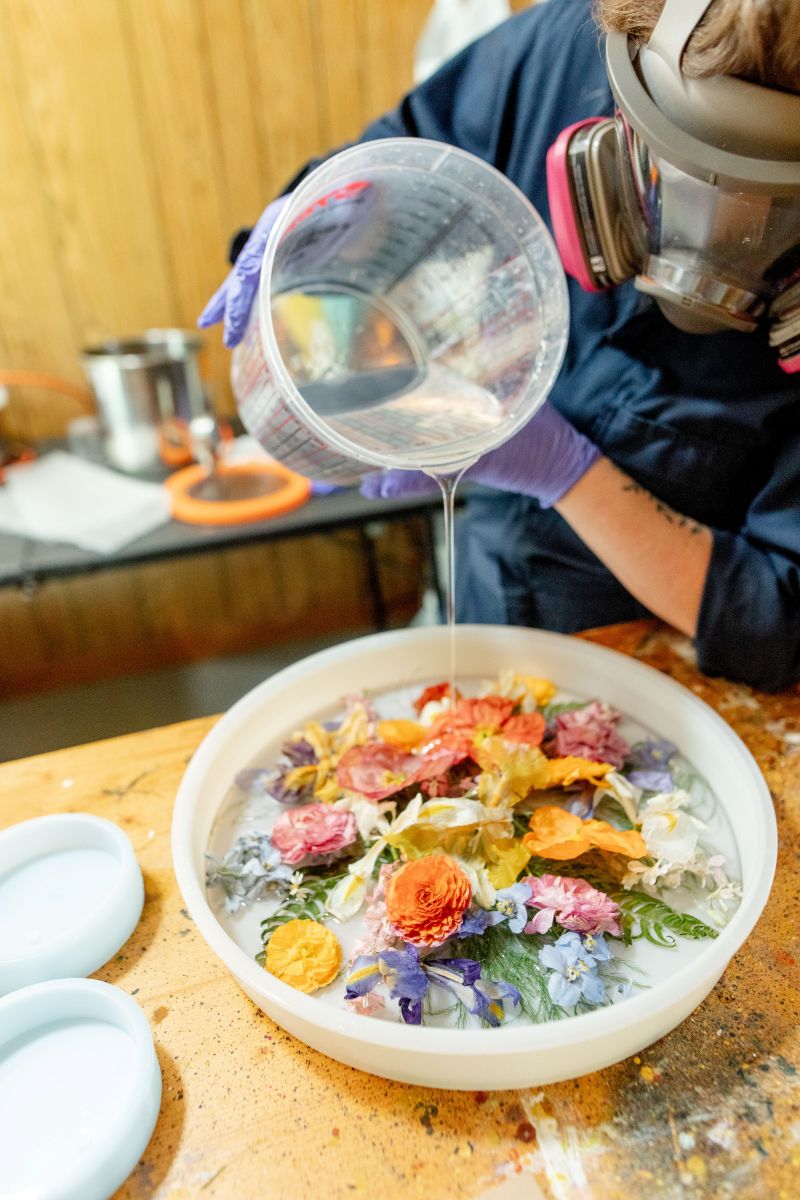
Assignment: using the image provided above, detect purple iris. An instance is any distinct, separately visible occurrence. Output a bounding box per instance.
[269,767,315,805]
[626,738,677,793]
[539,931,606,1008]
[345,946,428,1025]
[425,957,482,988]
[265,737,319,805]
[458,906,505,937]
[425,958,520,1027]
[345,947,519,1027]
[473,978,521,1027]
[283,738,317,767]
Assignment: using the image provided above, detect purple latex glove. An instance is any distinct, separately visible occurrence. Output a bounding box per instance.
[360,402,601,508]
[199,181,377,349]
[198,196,290,348]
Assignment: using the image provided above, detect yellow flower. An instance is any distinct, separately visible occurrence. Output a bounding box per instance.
[520,675,557,707]
[265,919,342,994]
[495,669,557,708]
[376,719,428,750]
[485,839,532,888]
[285,704,371,801]
[475,741,612,807]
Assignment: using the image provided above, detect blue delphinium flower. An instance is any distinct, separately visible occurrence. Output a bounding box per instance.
[627,738,678,793]
[580,931,612,964]
[458,906,505,937]
[492,884,532,934]
[539,931,606,1008]
[457,884,532,939]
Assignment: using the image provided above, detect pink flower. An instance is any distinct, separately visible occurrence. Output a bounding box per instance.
[345,992,387,1016]
[351,863,401,957]
[523,873,622,937]
[271,803,357,866]
[554,701,631,768]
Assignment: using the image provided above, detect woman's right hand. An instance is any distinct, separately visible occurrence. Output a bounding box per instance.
[198,196,289,348]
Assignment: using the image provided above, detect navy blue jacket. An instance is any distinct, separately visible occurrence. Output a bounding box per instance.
[275,0,800,689]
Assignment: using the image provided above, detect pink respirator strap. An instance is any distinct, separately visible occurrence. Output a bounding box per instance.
[546,118,608,293]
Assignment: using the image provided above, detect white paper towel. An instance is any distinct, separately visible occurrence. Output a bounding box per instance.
[0,452,171,554]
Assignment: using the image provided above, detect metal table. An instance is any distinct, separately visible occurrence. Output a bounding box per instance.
[0,486,448,630]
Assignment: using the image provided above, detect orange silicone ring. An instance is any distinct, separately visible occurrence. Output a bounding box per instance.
[165,460,312,526]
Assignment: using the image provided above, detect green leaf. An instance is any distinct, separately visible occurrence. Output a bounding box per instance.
[541,700,588,720]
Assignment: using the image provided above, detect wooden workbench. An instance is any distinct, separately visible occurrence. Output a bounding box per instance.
[3,620,799,1199]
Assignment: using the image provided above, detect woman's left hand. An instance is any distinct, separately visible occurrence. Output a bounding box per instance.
[360,402,600,508]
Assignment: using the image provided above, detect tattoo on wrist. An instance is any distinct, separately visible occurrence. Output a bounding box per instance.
[617,471,706,535]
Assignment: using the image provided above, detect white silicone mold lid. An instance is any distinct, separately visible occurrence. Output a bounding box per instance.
[0,978,162,1200]
[0,812,144,995]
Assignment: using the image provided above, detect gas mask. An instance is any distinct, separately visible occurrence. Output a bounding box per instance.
[546,0,800,372]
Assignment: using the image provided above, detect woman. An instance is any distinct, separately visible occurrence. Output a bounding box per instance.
[200,0,800,690]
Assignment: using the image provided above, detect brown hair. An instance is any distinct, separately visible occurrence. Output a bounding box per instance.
[593,0,800,92]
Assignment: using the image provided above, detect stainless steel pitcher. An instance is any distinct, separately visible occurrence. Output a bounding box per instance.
[82,330,218,474]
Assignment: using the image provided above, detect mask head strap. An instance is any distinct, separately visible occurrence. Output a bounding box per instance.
[647,0,716,73]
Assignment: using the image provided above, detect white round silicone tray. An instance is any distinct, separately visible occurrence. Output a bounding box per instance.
[171,625,775,1090]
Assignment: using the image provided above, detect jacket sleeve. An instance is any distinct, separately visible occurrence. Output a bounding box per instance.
[696,430,800,691]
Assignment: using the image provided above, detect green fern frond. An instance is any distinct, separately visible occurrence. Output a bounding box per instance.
[458,924,566,1024]
[614,890,718,947]
[257,871,347,963]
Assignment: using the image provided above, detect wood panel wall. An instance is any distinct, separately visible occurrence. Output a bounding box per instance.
[0,0,529,443]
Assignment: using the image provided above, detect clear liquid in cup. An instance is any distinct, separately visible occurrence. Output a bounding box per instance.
[272,285,506,470]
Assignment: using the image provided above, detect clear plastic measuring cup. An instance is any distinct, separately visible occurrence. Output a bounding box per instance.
[231,138,569,484]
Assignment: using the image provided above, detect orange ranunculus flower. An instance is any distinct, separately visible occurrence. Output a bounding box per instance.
[522,807,648,861]
[385,854,472,946]
[265,919,342,994]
